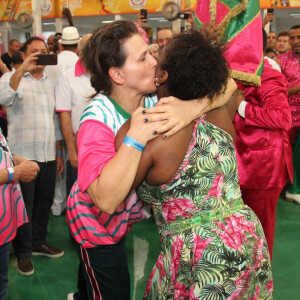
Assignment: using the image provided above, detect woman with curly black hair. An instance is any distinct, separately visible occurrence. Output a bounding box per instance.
[116,30,273,299]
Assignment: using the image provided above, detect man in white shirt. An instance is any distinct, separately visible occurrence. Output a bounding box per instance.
[56,34,95,196]
[46,26,80,216]
[45,26,80,86]
[57,27,80,72]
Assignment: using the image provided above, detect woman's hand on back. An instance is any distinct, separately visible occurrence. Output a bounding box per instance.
[140,97,197,139]
[127,106,167,145]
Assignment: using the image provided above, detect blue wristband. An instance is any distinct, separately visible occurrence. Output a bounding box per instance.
[7,167,14,183]
[56,151,62,155]
[123,135,145,152]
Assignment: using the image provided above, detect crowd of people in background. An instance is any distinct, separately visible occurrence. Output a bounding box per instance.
[0,7,299,300]
[263,12,300,208]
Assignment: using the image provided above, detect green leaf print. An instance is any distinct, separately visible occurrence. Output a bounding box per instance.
[197,283,230,300]
[194,158,217,179]
[222,278,236,295]
[197,264,228,287]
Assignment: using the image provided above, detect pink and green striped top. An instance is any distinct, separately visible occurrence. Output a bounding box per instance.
[66,93,157,248]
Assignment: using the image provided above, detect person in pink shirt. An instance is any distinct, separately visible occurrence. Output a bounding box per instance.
[278,25,300,132]
[278,25,300,204]
[0,129,39,299]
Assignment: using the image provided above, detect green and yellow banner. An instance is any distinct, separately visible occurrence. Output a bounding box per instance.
[196,0,263,86]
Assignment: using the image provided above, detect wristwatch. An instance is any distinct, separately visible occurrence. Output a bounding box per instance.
[7,167,14,183]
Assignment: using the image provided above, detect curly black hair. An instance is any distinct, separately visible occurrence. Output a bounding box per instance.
[160,30,229,100]
[82,20,138,95]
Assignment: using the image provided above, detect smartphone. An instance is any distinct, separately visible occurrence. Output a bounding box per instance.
[177,12,190,20]
[267,8,274,13]
[36,54,57,65]
[140,9,147,20]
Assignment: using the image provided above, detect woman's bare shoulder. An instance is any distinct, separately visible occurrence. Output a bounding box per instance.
[205,106,236,140]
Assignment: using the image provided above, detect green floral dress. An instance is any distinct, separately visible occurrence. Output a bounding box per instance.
[137,117,273,300]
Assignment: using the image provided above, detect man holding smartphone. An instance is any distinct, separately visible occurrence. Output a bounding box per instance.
[140,9,147,22]
[262,9,275,28]
[0,37,64,276]
[263,9,278,51]
[135,11,149,44]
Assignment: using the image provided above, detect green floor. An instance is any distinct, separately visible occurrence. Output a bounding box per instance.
[6,196,300,300]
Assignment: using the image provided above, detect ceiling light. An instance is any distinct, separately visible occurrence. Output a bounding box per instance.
[149,17,166,20]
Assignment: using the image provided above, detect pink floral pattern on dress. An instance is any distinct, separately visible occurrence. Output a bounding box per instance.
[265,280,273,297]
[170,237,184,282]
[174,282,188,299]
[162,198,196,222]
[192,236,213,267]
[144,268,156,297]
[203,171,224,202]
[156,253,166,280]
[213,214,259,251]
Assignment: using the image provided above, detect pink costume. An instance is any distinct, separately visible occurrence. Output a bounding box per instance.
[233,59,293,258]
[67,121,147,247]
[278,46,300,200]
[278,50,300,127]
[0,129,27,246]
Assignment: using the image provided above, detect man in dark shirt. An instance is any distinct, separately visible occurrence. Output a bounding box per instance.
[1,39,20,70]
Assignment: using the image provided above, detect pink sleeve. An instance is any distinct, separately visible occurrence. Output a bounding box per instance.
[77,120,116,192]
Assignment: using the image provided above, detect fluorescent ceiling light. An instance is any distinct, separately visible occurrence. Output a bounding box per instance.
[43,22,55,25]
[102,20,113,23]
[289,13,300,17]
[149,17,165,20]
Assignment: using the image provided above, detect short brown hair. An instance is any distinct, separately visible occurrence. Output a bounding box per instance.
[82,20,138,95]
[278,31,289,38]
[20,37,48,53]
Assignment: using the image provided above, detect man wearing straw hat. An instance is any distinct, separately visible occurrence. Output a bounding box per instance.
[47,26,81,217]
[57,26,80,73]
